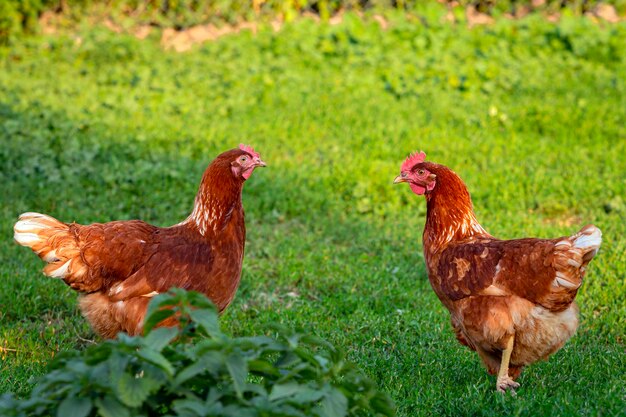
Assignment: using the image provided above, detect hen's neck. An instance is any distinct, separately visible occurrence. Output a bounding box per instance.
[184,166,243,236]
[423,164,488,252]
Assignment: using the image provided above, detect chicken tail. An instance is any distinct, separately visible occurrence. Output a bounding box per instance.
[552,225,602,290]
[14,212,88,283]
[572,225,602,262]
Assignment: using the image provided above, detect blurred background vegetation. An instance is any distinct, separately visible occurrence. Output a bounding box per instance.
[1,0,625,43]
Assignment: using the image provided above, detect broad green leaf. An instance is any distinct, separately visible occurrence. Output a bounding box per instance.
[95,396,130,417]
[66,362,90,375]
[142,309,176,334]
[248,359,281,377]
[275,362,311,383]
[268,382,302,401]
[186,291,217,310]
[294,347,321,367]
[276,352,301,369]
[225,353,248,398]
[173,351,223,386]
[116,372,161,407]
[239,336,279,350]
[244,384,267,398]
[108,354,130,383]
[313,355,330,370]
[300,335,333,350]
[39,370,76,384]
[192,339,227,357]
[205,388,223,407]
[56,396,92,417]
[137,349,174,376]
[172,398,210,415]
[292,387,325,404]
[142,327,178,352]
[271,403,309,417]
[222,404,256,417]
[89,363,110,386]
[319,388,347,417]
[188,308,220,336]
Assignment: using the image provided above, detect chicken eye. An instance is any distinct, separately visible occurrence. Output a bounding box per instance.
[240,156,248,163]
[417,169,425,175]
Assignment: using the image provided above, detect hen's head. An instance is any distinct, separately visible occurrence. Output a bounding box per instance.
[214,144,266,181]
[394,150,437,195]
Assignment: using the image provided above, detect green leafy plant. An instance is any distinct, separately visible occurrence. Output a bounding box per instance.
[0,289,395,417]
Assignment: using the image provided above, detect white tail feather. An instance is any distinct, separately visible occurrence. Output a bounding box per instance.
[42,250,59,262]
[555,277,579,289]
[567,258,581,268]
[554,240,571,248]
[19,212,53,220]
[14,232,41,246]
[573,226,602,251]
[552,225,601,291]
[14,213,63,245]
[48,260,71,278]
[14,219,46,233]
[15,212,88,285]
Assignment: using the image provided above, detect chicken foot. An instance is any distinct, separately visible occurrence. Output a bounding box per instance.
[496,334,520,394]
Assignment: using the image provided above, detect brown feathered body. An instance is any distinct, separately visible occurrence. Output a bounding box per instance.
[397,158,601,389]
[14,147,265,338]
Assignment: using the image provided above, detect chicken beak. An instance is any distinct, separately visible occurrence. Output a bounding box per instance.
[255,158,267,168]
[393,175,407,184]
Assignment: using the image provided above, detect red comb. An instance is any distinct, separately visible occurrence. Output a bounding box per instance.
[239,144,260,159]
[401,151,426,171]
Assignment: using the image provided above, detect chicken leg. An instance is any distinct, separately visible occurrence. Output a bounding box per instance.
[496,334,520,393]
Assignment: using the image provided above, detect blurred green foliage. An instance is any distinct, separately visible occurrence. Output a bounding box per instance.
[1,0,626,43]
[0,289,395,417]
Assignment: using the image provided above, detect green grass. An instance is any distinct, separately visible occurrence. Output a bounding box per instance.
[1,10,625,416]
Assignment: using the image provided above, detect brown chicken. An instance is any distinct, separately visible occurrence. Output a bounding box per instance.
[14,145,266,338]
[394,151,601,393]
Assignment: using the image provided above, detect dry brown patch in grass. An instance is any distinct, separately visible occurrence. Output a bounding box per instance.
[466,6,495,27]
[36,6,623,53]
[133,25,152,40]
[588,4,621,22]
[161,22,263,52]
[39,11,58,35]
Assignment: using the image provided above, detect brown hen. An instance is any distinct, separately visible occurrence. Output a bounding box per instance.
[14,145,265,338]
[395,151,601,393]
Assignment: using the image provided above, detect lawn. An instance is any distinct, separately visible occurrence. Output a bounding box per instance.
[1,9,625,416]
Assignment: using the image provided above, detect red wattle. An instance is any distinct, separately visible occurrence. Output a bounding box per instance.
[410,183,426,195]
[242,168,253,180]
